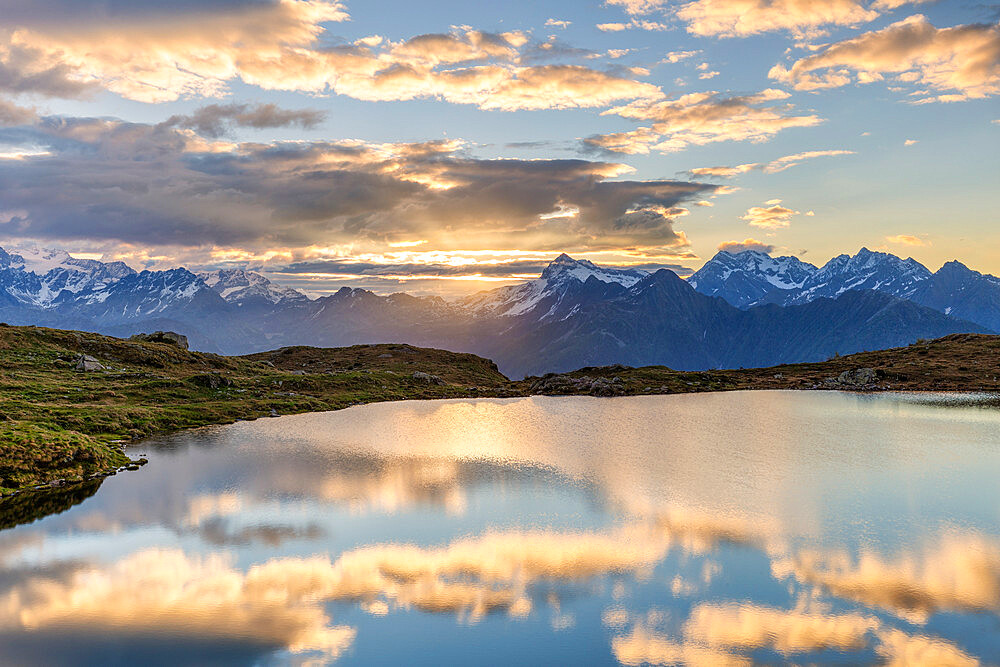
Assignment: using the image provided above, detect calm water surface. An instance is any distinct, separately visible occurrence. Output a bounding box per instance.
[1,391,999,665]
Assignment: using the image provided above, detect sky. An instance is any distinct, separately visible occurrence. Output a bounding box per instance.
[0,0,997,296]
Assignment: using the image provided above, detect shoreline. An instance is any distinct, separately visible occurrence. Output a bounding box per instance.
[1,326,998,496]
[4,384,998,504]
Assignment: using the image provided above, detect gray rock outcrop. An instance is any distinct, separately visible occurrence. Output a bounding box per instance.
[412,371,445,385]
[831,367,879,387]
[75,354,104,372]
[130,331,189,350]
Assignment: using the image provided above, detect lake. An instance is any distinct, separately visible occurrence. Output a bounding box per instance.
[1,391,998,665]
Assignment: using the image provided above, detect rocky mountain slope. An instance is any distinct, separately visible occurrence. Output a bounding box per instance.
[690,247,1000,333]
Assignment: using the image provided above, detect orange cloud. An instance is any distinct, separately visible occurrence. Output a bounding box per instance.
[771,533,1000,622]
[2,8,662,112]
[684,602,878,654]
[677,0,879,38]
[886,234,929,246]
[769,15,1000,101]
[741,199,800,228]
[607,0,932,38]
[589,89,822,154]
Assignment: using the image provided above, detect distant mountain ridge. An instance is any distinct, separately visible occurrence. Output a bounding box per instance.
[690,247,1000,332]
[0,245,993,376]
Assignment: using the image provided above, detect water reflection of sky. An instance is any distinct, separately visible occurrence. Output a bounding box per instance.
[1,391,998,665]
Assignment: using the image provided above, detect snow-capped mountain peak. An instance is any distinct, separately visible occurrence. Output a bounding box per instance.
[197,268,307,306]
[688,249,817,308]
[0,246,137,307]
[793,248,932,303]
[6,246,77,275]
[540,253,647,287]
[463,254,648,318]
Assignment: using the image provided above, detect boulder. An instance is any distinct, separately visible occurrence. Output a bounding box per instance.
[412,371,445,385]
[75,354,104,372]
[130,331,189,350]
[835,368,879,387]
[529,374,626,396]
[187,373,233,389]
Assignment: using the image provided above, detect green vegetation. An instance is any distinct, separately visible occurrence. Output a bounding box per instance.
[2,324,998,495]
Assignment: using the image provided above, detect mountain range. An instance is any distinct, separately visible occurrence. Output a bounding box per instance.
[0,245,995,377]
[689,247,1000,332]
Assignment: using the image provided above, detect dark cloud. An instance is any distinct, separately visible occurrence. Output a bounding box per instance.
[0,44,96,98]
[0,98,35,126]
[160,103,326,137]
[717,239,776,254]
[0,116,716,254]
[0,0,276,24]
[517,37,595,64]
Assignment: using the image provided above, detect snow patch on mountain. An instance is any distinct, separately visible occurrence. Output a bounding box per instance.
[197,269,307,306]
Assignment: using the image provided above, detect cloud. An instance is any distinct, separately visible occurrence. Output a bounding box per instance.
[607,0,932,38]
[676,0,881,38]
[741,199,800,228]
[769,16,1000,101]
[684,602,878,655]
[689,163,760,177]
[0,118,715,260]
[0,42,97,98]
[544,18,572,29]
[0,6,665,112]
[587,89,823,154]
[886,234,928,246]
[771,533,1000,622]
[0,98,35,126]
[717,238,775,254]
[596,19,671,32]
[605,0,670,14]
[612,601,981,666]
[0,521,691,654]
[662,50,700,64]
[689,149,854,178]
[612,626,748,667]
[875,629,981,667]
[161,103,326,137]
[0,548,357,661]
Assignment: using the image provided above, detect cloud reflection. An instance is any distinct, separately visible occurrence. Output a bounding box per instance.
[772,533,1000,621]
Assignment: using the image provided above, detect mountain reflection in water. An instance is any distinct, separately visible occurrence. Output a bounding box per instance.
[0,391,997,665]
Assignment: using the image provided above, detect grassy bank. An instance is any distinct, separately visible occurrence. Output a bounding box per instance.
[2,324,998,494]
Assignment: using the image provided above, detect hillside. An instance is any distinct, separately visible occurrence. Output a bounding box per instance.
[522,333,1000,396]
[1,325,998,497]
